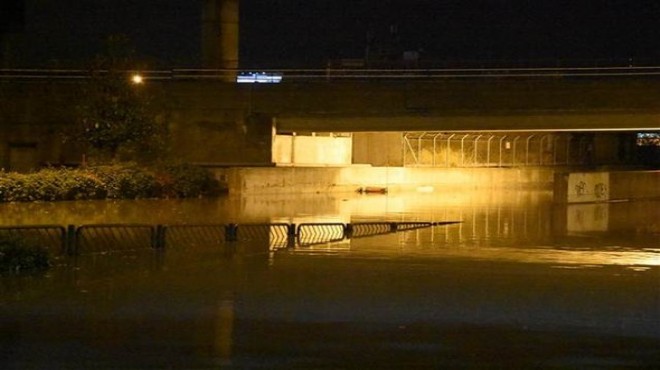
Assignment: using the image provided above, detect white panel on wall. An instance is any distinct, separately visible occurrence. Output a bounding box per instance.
[567,172,610,203]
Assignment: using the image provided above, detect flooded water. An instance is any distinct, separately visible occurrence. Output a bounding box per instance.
[2,190,659,368]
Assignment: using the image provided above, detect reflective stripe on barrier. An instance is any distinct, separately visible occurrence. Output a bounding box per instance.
[297,223,346,246]
[348,222,395,238]
[236,223,290,250]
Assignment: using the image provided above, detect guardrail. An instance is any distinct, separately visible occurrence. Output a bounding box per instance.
[0,225,67,255]
[0,221,460,255]
[2,66,660,82]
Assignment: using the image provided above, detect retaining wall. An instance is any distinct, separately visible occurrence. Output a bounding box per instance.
[554,170,660,203]
[272,134,352,165]
[213,166,556,195]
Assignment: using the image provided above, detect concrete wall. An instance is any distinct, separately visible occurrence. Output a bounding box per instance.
[0,82,80,170]
[352,132,403,166]
[554,170,660,203]
[0,81,273,168]
[166,82,272,164]
[609,171,660,201]
[213,166,556,195]
[272,134,352,166]
[168,110,272,165]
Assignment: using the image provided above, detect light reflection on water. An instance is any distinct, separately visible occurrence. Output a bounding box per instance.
[2,190,660,368]
[0,190,658,268]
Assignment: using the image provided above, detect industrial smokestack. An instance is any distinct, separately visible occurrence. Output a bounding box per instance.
[202,0,239,71]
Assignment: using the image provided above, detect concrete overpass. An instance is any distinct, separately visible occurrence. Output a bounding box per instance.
[66,66,660,131]
[1,67,659,169]
[243,72,660,133]
[4,67,660,131]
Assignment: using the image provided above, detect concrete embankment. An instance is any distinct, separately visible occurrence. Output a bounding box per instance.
[212,166,556,195]
[554,170,660,203]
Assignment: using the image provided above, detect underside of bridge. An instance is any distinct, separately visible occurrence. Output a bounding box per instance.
[269,130,643,169]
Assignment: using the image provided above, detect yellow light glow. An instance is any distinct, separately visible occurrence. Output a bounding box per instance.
[131,74,144,84]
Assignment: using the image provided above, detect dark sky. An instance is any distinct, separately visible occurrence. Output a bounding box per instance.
[4,0,660,68]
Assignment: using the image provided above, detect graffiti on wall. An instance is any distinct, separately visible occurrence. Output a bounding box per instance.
[568,172,610,203]
[567,203,609,232]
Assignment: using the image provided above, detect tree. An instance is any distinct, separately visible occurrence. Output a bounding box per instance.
[69,35,168,163]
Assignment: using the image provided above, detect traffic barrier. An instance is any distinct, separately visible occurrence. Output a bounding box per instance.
[236,223,290,250]
[75,224,154,255]
[161,224,226,250]
[0,221,457,255]
[348,222,395,238]
[0,225,67,255]
[298,223,349,246]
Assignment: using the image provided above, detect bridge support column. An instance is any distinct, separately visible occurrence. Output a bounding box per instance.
[202,0,239,80]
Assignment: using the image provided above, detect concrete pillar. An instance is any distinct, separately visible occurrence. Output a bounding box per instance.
[202,0,239,73]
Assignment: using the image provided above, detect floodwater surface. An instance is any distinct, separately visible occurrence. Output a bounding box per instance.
[1,191,659,368]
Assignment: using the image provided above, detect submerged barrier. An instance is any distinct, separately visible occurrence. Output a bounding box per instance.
[0,221,460,255]
[0,225,67,255]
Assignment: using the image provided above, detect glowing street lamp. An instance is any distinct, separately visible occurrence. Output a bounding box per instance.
[131,73,144,85]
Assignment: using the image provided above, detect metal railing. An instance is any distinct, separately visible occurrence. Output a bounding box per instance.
[75,224,154,255]
[0,225,67,255]
[162,224,226,250]
[2,66,660,82]
[297,223,346,246]
[0,221,460,255]
[403,132,594,167]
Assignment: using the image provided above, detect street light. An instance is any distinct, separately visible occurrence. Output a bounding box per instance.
[131,73,144,84]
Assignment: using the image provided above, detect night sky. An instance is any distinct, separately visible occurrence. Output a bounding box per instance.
[3,0,660,68]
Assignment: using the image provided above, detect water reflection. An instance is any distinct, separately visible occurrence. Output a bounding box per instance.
[2,190,659,368]
[1,190,657,265]
[350,198,660,267]
[0,190,553,226]
[2,249,248,368]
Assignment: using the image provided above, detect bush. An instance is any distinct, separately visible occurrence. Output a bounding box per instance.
[90,165,159,199]
[57,170,108,200]
[0,169,106,202]
[159,163,221,198]
[0,163,221,202]
[0,236,51,273]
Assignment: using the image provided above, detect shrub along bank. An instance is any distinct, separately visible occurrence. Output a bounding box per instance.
[0,163,222,202]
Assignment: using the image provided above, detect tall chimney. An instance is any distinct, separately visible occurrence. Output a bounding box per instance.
[202,0,239,70]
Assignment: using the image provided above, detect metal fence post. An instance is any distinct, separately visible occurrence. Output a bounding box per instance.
[512,136,521,166]
[287,223,297,247]
[499,135,507,167]
[225,224,238,242]
[486,135,495,166]
[344,223,354,238]
[525,134,535,165]
[66,225,77,255]
[446,133,455,167]
[473,134,482,166]
[153,225,166,249]
[417,132,425,166]
[402,133,407,166]
[460,134,469,166]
